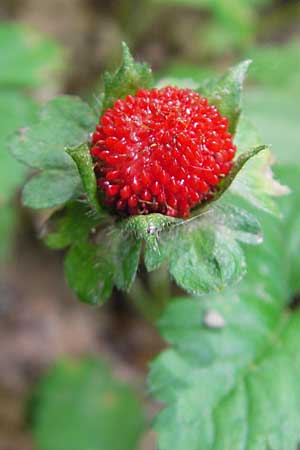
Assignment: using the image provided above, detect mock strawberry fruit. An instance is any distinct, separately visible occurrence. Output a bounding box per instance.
[91,86,236,218]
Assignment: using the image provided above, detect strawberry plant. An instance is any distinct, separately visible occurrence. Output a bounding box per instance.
[7,44,298,450]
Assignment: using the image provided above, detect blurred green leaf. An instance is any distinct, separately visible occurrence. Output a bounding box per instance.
[0,91,37,203]
[149,164,300,450]
[0,90,37,261]
[32,358,145,450]
[0,23,63,88]
[247,41,300,91]
[157,63,215,89]
[244,89,300,166]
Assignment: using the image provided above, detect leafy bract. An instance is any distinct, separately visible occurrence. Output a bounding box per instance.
[198,60,251,133]
[31,358,145,450]
[43,201,101,250]
[66,143,102,213]
[149,164,300,450]
[140,200,261,295]
[9,96,97,209]
[64,240,115,305]
[100,42,153,113]
[9,96,96,170]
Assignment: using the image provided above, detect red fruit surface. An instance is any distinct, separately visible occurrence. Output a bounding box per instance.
[91,87,236,218]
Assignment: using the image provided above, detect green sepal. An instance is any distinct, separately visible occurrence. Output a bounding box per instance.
[208,144,267,205]
[100,42,154,114]
[122,213,178,242]
[66,143,102,213]
[43,201,102,249]
[111,230,142,291]
[198,60,251,134]
[8,96,97,210]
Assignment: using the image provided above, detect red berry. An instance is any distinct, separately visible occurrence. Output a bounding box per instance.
[91,86,236,218]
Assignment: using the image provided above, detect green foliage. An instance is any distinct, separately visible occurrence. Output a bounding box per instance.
[247,40,300,92]
[0,23,62,88]
[31,358,145,450]
[151,0,271,54]
[9,96,97,209]
[149,164,300,450]
[100,42,153,113]
[10,96,96,171]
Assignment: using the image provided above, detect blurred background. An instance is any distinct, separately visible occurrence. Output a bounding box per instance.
[0,0,299,449]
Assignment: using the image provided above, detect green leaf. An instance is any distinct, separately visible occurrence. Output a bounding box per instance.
[22,170,80,209]
[167,203,254,295]
[9,95,96,170]
[122,213,177,275]
[0,23,63,88]
[8,96,97,210]
[141,202,261,294]
[170,227,245,294]
[149,164,300,450]
[43,201,102,249]
[64,240,114,305]
[198,60,251,134]
[66,143,101,213]
[112,231,142,291]
[31,358,145,450]
[101,42,153,113]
